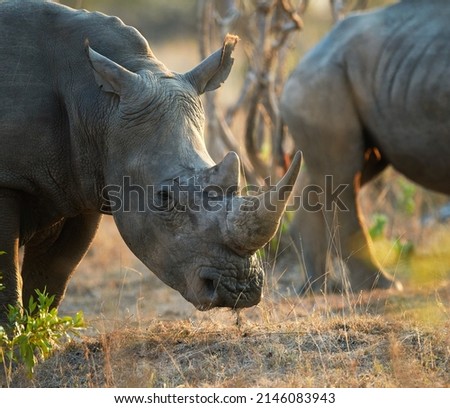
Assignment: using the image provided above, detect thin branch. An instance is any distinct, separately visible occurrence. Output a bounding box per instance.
[198,0,304,184]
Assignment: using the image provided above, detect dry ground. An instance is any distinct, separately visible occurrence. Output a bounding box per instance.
[5,280,450,387]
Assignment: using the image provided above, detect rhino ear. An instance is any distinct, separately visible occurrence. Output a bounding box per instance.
[85,41,140,96]
[184,34,239,95]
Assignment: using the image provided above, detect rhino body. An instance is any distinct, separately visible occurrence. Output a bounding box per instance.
[0,0,301,323]
[280,0,450,291]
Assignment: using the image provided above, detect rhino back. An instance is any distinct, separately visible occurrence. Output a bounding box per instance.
[288,0,450,193]
[0,1,155,221]
[346,3,450,130]
[0,0,153,130]
[347,1,450,192]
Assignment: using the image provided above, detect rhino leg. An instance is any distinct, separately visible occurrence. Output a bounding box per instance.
[281,70,398,292]
[21,213,101,309]
[278,170,328,292]
[322,169,395,292]
[285,157,396,293]
[0,190,23,326]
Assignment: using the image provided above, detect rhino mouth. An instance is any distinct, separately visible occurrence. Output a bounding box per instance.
[186,266,264,311]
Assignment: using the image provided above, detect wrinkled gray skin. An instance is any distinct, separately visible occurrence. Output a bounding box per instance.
[0,0,301,324]
[280,0,450,292]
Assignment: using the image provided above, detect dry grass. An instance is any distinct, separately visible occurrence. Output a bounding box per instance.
[4,275,449,387]
[5,285,450,387]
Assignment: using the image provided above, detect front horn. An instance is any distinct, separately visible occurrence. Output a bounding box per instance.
[224,151,302,254]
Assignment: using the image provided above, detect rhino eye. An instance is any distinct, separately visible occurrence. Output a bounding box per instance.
[154,188,174,211]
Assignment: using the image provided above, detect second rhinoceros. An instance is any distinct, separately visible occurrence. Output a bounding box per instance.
[280,0,449,292]
[0,0,301,323]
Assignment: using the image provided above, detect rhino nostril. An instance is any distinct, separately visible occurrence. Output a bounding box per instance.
[199,269,220,300]
[203,278,216,298]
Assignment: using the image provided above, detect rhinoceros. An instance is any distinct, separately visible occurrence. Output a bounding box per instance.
[0,0,302,324]
[280,0,450,292]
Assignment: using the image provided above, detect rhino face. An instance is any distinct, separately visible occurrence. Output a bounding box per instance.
[109,149,301,310]
[87,36,302,310]
[112,163,266,310]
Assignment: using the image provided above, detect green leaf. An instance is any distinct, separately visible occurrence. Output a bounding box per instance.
[0,288,85,377]
[369,213,388,240]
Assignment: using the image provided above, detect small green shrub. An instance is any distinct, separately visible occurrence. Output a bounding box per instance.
[369,214,414,263]
[397,179,416,215]
[393,238,414,258]
[369,213,388,239]
[0,289,84,379]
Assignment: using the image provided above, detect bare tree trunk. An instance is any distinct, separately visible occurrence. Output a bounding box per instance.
[197,0,305,185]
